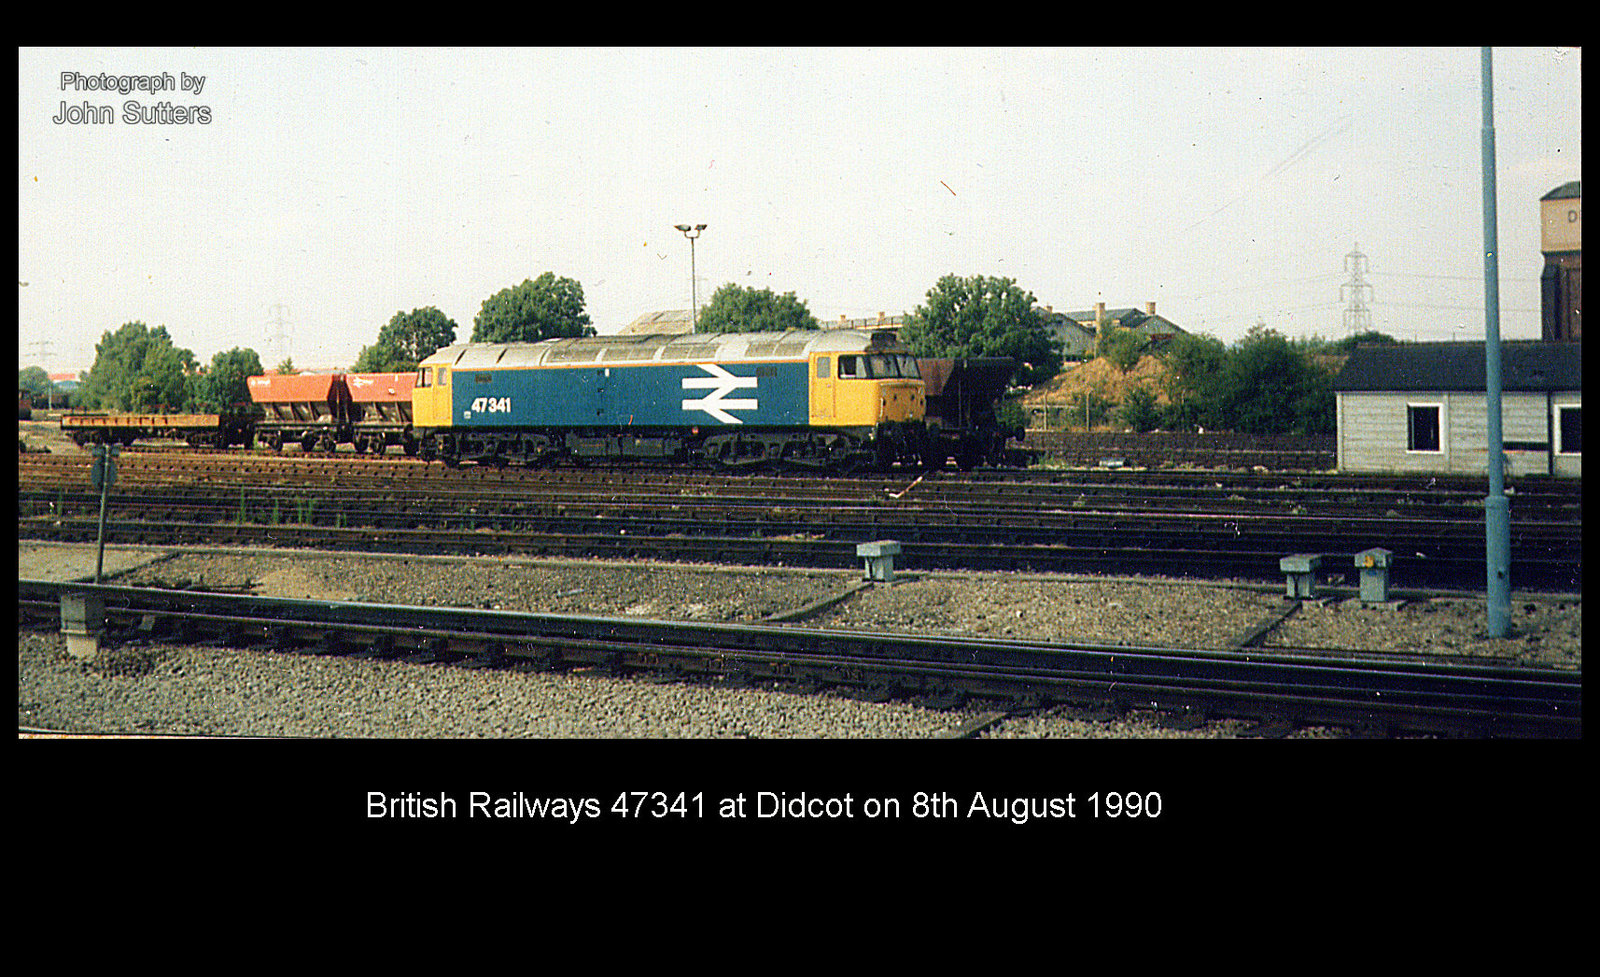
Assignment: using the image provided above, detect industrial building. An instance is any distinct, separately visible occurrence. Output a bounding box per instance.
[1540,181,1581,342]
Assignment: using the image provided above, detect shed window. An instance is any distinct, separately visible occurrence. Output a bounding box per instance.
[1408,404,1441,453]
[1557,406,1581,455]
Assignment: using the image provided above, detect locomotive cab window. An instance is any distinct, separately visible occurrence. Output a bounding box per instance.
[867,354,900,378]
[816,356,831,379]
[437,367,448,385]
[837,354,914,379]
[417,367,431,388]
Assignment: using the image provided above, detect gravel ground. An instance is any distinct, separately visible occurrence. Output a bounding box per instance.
[17,543,1580,740]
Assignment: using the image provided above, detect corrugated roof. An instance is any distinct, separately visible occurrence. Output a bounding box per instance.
[1333,341,1582,392]
[619,310,694,335]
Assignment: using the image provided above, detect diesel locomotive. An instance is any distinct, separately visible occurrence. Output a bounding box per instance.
[411,329,931,471]
[52,330,1028,471]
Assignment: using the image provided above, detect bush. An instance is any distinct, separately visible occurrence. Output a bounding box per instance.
[1118,387,1161,432]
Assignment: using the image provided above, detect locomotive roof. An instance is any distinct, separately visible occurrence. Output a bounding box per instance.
[421,329,908,370]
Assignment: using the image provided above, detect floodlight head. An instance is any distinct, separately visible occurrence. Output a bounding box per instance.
[674,224,691,232]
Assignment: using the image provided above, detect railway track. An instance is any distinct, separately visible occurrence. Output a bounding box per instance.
[18,455,1583,590]
[20,450,1582,514]
[16,501,1581,585]
[18,579,1581,738]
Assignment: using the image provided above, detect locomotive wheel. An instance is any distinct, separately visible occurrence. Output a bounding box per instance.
[373,439,387,456]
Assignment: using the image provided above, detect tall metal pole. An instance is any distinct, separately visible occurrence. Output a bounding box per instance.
[1480,47,1510,637]
[675,223,706,332]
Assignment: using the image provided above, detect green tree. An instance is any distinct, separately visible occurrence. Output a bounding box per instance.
[696,284,820,333]
[472,273,594,344]
[900,274,1062,386]
[76,322,197,411]
[1215,327,1334,435]
[1097,325,1148,372]
[1118,386,1162,432]
[190,347,264,411]
[18,366,53,401]
[274,357,296,375]
[354,306,459,372]
[1157,331,1228,431]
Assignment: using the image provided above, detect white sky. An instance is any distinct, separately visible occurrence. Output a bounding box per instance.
[18,46,1582,374]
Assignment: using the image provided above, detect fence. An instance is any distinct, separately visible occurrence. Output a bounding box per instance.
[1023,431,1336,470]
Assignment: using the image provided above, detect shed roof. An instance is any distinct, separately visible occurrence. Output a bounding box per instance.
[1332,341,1582,393]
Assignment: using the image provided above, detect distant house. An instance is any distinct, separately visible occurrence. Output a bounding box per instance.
[1036,307,1098,359]
[1332,341,1581,478]
[1046,301,1186,359]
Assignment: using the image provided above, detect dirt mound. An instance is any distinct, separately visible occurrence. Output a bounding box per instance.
[1022,355,1171,406]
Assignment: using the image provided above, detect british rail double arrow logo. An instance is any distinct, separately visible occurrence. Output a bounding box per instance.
[681,364,758,424]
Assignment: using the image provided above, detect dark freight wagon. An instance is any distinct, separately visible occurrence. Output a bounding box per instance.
[918,357,1028,469]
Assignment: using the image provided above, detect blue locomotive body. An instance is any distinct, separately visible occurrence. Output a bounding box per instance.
[413,330,929,470]
[450,359,811,429]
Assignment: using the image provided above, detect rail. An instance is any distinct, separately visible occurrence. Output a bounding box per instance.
[18,580,1582,738]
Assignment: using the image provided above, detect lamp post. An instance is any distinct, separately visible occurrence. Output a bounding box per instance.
[674,223,706,332]
[1479,48,1510,638]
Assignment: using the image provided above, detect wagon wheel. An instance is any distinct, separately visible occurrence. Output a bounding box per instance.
[372,438,388,456]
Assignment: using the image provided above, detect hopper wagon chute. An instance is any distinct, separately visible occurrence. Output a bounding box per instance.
[344,372,418,455]
[247,373,351,452]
